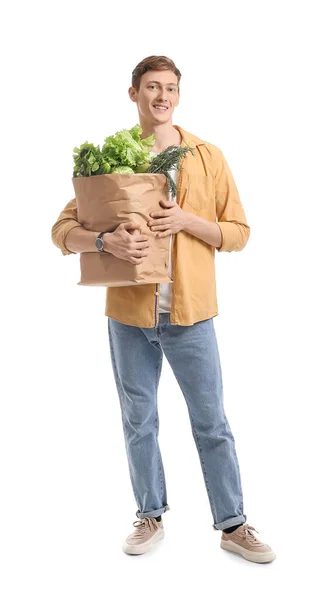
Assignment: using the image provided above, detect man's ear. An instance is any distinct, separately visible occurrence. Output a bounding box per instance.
[128,87,137,102]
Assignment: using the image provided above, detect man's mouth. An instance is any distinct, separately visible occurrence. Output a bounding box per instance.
[153,105,169,111]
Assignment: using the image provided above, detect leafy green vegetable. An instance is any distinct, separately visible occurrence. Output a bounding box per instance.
[72,142,111,178]
[71,126,194,191]
[129,124,155,150]
[111,166,135,174]
[146,145,195,198]
[134,162,151,173]
[101,125,155,170]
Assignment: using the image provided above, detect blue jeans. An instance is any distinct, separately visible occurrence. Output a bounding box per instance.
[107,312,246,530]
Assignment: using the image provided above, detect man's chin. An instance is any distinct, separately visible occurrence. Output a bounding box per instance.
[150,110,172,122]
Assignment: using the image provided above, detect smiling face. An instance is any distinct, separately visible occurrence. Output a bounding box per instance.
[129,69,180,125]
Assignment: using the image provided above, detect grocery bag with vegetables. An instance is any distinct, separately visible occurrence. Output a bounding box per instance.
[72,124,194,287]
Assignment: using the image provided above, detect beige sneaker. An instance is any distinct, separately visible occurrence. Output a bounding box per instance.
[122,517,164,555]
[220,524,276,563]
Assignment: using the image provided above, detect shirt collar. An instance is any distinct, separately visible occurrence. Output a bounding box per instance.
[173,125,206,149]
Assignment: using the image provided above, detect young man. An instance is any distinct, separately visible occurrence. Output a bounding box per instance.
[51,55,276,563]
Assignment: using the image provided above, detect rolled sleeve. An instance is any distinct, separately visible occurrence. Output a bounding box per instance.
[214,149,250,252]
[51,197,83,255]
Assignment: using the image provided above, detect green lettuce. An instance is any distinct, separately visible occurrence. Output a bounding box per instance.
[101,125,155,170]
[72,125,155,177]
[111,166,135,174]
[128,124,155,150]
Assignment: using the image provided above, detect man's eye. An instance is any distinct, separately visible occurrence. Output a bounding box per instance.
[148,85,176,91]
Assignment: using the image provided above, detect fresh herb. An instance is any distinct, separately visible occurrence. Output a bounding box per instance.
[146,145,195,198]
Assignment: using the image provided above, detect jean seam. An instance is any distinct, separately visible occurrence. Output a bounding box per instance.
[224,413,244,514]
[155,352,164,505]
[154,327,165,507]
[108,319,142,508]
[188,414,218,524]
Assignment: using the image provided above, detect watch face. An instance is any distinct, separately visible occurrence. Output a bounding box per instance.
[95,238,104,251]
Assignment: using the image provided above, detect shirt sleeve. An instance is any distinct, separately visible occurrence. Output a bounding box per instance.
[214,149,251,252]
[51,197,83,255]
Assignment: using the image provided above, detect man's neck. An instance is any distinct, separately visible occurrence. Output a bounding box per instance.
[140,122,182,153]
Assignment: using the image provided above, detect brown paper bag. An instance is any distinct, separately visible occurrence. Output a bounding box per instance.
[72,173,173,287]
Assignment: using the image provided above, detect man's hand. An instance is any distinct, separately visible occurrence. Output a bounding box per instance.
[147,198,189,238]
[104,222,151,264]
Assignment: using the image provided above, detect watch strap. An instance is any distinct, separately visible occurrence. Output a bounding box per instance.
[97,228,111,239]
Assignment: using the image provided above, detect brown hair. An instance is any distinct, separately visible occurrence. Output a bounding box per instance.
[131,55,181,92]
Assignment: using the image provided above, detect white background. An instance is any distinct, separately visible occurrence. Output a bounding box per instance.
[1,0,324,598]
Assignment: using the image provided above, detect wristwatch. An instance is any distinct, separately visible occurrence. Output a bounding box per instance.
[95,229,111,252]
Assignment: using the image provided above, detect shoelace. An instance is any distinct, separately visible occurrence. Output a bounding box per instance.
[132,517,159,538]
[239,524,263,546]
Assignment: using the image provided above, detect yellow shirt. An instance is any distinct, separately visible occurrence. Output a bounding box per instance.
[51,124,250,327]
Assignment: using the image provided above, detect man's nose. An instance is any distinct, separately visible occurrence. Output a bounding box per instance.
[156,92,168,101]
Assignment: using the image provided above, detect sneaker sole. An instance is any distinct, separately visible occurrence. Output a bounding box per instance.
[220,539,276,563]
[122,528,165,555]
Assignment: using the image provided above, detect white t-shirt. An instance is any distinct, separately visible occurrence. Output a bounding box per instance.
[149,149,179,313]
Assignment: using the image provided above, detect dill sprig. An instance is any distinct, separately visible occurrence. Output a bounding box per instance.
[146,145,195,198]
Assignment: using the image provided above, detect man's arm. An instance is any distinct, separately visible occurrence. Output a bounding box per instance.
[51,197,111,255]
[51,197,84,255]
[52,198,149,259]
[64,227,102,254]
[183,148,250,252]
[182,214,223,248]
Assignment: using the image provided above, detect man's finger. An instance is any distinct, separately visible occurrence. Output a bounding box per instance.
[149,218,170,226]
[151,224,170,230]
[156,230,172,238]
[150,211,166,218]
